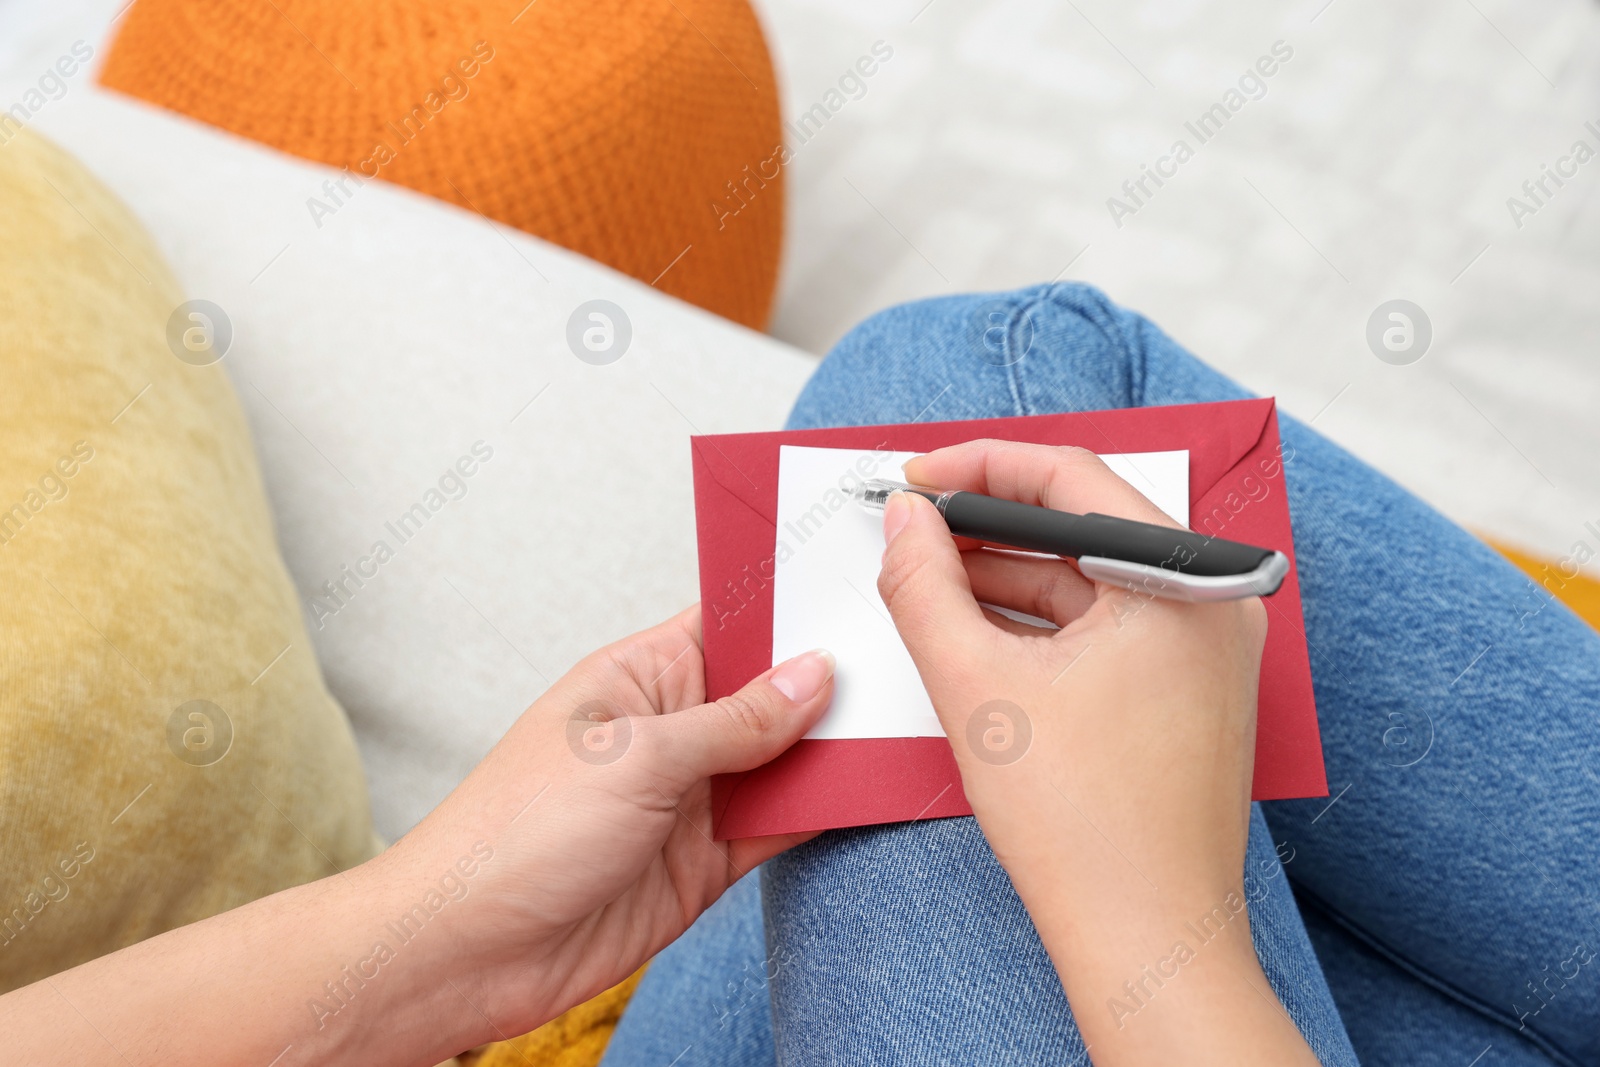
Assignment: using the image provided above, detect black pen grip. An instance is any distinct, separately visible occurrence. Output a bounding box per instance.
[936,492,1274,577]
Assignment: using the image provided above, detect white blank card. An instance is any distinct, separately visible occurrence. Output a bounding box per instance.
[771,445,1189,740]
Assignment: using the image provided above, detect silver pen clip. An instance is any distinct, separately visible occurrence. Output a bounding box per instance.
[1076,552,1290,602]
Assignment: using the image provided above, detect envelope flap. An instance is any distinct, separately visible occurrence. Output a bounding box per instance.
[691,436,780,529]
[1176,397,1277,503]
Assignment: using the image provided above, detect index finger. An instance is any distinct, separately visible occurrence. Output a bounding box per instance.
[903,440,1181,529]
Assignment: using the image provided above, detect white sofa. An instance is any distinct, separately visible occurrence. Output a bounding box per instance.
[28,87,815,837]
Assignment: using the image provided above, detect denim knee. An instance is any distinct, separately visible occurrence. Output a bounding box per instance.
[785,283,1149,432]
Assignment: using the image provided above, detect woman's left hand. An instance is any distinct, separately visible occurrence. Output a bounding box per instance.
[0,605,832,1066]
[383,604,835,1040]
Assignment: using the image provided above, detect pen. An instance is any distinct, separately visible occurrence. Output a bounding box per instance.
[850,478,1289,602]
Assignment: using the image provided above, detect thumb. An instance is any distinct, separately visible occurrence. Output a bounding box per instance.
[650,650,835,783]
[876,491,992,710]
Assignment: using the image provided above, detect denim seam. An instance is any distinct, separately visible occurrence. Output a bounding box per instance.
[1001,302,1032,417]
[1290,879,1580,1067]
[1008,284,1146,415]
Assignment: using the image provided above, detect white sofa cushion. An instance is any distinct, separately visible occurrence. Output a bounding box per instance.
[30,87,813,838]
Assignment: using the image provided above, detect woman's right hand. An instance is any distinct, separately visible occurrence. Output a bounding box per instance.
[876,440,1316,1065]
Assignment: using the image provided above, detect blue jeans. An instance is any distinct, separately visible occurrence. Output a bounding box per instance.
[603,285,1600,1066]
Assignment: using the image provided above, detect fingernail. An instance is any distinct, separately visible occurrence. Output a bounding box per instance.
[883,492,913,544]
[771,649,835,702]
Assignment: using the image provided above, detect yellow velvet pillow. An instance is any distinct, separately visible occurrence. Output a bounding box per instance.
[0,129,380,991]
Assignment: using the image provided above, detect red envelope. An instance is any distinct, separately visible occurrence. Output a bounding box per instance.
[693,398,1327,840]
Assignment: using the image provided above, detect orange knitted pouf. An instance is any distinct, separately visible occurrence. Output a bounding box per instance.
[100,0,785,328]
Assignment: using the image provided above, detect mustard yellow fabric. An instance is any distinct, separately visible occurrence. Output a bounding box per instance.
[0,128,379,991]
[1489,540,1600,631]
[468,969,646,1067]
